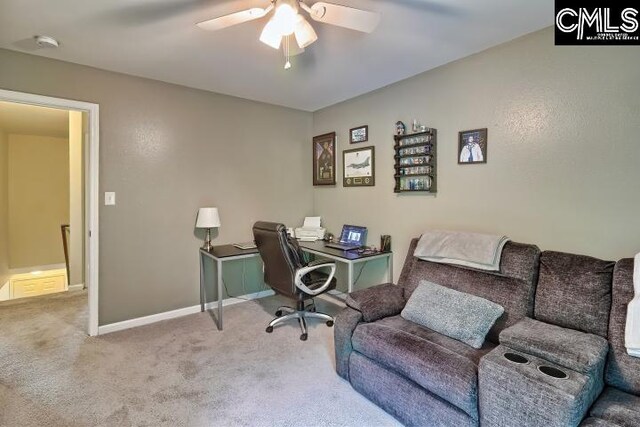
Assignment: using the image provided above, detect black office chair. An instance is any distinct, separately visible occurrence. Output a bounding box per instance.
[253,221,337,341]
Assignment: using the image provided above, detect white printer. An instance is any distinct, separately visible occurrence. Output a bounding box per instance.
[294,217,326,241]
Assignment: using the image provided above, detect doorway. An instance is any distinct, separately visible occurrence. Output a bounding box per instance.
[0,89,99,336]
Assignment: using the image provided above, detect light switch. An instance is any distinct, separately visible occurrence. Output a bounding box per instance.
[105,192,116,206]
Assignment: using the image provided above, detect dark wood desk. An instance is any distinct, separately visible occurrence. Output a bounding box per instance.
[199,245,260,330]
[199,242,393,330]
[297,241,393,293]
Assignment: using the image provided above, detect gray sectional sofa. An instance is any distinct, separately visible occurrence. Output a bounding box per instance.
[334,238,640,426]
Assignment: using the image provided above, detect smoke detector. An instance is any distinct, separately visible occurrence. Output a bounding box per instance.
[34,35,59,48]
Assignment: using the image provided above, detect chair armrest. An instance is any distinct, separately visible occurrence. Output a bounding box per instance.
[294,262,336,296]
[345,283,406,322]
[499,317,609,375]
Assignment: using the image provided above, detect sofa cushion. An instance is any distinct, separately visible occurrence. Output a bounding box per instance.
[351,314,495,418]
[345,283,406,323]
[605,258,640,395]
[589,387,640,427]
[500,317,609,375]
[401,281,504,348]
[397,239,540,343]
[349,352,476,427]
[534,251,614,337]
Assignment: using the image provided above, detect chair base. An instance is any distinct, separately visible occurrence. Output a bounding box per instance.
[266,302,334,341]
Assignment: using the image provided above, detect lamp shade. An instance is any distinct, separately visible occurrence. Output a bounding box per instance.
[260,17,283,49]
[294,17,317,48]
[196,207,221,228]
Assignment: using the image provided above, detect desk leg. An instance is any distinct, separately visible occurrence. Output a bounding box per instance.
[347,262,354,294]
[388,254,393,283]
[199,252,205,312]
[217,259,223,331]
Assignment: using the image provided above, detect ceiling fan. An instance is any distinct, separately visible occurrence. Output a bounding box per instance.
[197,0,381,69]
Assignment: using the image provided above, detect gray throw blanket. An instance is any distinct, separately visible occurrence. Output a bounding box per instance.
[414,230,510,271]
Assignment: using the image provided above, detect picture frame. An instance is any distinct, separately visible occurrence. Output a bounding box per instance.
[343,146,375,187]
[349,125,368,144]
[458,128,488,164]
[313,132,337,186]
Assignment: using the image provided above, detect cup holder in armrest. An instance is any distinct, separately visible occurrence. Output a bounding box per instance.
[503,352,529,364]
[538,365,569,379]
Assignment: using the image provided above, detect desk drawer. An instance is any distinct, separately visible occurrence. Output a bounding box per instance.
[12,275,66,299]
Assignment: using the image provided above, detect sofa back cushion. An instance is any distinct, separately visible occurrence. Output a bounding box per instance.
[534,251,614,337]
[398,239,540,343]
[605,258,640,395]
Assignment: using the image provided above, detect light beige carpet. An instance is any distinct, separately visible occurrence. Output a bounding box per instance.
[0,291,400,427]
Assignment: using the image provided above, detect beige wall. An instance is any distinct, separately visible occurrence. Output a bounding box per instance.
[4,25,637,325]
[313,27,640,280]
[8,134,70,269]
[0,48,313,325]
[0,129,8,288]
[68,111,84,286]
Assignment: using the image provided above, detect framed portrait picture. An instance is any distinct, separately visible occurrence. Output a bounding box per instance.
[349,125,368,144]
[313,132,336,186]
[458,128,487,164]
[343,146,375,187]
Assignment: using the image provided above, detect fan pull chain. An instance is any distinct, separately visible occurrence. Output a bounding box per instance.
[284,35,292,70]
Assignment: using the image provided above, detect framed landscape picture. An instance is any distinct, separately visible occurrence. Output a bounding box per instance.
[343,146,375,187]
[458,128,487,164]
[349,125,368,144]
[313,132,336,186]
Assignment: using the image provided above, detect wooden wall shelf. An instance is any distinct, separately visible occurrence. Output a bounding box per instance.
[393,129,437,193]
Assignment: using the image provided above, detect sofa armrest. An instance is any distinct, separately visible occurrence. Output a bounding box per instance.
[479,344,604,427]
[499,317,609,375]
[334,307,363,380]
[345,283,406,323]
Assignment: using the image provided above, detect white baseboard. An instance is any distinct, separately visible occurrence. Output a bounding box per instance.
[211,289,274,308]
[9,263,66,275]
[97,289,275,335]
[68,284,85,292]
[326,289,347,299]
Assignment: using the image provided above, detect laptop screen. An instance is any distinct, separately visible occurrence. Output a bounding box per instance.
[339,225,367,246]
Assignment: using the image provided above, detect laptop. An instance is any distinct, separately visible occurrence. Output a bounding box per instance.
[326,225,368,251]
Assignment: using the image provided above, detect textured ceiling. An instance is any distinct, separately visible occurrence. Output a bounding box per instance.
[0,101,69,138]
[0,0,553,111]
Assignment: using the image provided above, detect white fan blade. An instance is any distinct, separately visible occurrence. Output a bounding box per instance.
[197,6,272,31]
[305,2,380,33]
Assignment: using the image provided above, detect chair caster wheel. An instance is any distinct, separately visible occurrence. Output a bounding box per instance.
[275,310,283,317]
[326,320,334,327]
[266,326,274,333]
[300,333,308,341]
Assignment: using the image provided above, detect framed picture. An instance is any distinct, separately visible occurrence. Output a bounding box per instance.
[343,146,375,187]
[349,125,368,144]
[458,128,487,164]
[313,132,336,186]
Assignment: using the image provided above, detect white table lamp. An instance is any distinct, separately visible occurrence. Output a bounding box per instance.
[196,207,221,251]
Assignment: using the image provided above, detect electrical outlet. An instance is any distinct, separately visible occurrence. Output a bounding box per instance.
[105,192,116,206]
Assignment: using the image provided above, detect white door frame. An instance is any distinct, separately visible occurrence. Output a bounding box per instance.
[0,89,100,336]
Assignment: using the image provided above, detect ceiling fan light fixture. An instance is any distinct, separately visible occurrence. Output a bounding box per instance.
[272,2,298,36]
[259,17,283,49]
[294,16,318,49]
